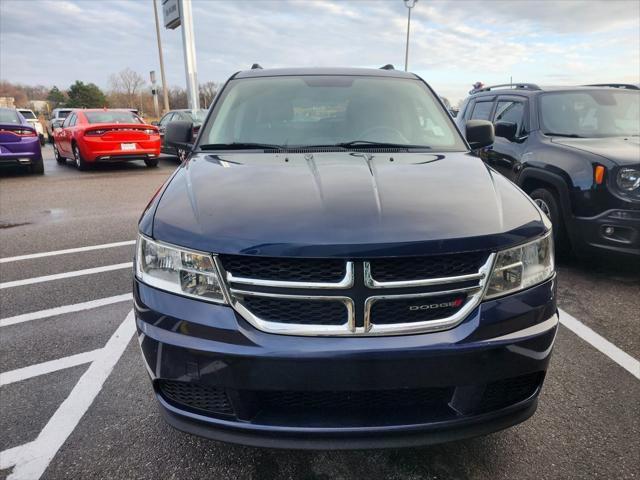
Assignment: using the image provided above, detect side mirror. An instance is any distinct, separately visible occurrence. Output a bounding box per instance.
[165,120,194,150]
[494,121,518,141]
[465,120,494,150]
[53,120,63,129]
[150,121,159,126]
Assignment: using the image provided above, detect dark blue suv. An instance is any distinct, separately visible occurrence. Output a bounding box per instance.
[134,67,557,448]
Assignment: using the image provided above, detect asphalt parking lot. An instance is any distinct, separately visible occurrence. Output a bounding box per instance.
[0,145,639,480]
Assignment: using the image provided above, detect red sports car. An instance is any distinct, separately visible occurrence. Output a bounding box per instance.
[53,109,161,170]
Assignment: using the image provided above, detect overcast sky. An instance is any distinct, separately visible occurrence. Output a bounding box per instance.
[1,0,639,103]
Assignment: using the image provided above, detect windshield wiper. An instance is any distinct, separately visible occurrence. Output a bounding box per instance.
[335,140,431,149]
[543,132,584,138]
[200,142,284,150]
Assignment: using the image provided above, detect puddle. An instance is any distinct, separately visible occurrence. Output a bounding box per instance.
[41,209,65,218]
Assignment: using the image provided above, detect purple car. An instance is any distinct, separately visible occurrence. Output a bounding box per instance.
[0,107,44,174]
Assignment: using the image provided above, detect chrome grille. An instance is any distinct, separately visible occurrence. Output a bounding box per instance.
[217,252,495,336]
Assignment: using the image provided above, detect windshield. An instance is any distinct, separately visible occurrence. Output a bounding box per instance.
[85,111,142,124]
[0,109,21,124]
[200,76,465,150]
[539,90,640,137]
[19,110,36,119]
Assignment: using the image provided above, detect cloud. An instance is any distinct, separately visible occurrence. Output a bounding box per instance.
[1,0,638,104]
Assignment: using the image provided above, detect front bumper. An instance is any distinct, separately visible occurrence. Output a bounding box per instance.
[134,277,558,449]
[571,208,640,257]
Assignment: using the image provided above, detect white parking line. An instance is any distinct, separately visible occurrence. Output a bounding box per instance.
[3,310,136,480]
[0,349,101,387]
[0,263,131,289]
[0,293,132,328]
[559,308,640,380]
[0,240,136,264]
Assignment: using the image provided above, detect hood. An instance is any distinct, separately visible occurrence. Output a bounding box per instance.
[551,136,640,166]
[151,151,546,257]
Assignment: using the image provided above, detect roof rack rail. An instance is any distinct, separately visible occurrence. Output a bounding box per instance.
[251,63,263,70]
[584,83,639,90]
[380,64,395,70]
[476,83,541,93]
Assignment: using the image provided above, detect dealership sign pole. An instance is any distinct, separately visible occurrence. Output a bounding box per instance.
[154,0,170,112]
[162,0,200,112]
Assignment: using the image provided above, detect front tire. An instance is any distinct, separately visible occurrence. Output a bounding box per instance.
[144,157,159,168]
[530,188,569,253]
[73,144,89,171]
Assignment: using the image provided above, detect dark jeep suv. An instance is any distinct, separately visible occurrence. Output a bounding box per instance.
[456,83,640,257]
[134,67,556,449]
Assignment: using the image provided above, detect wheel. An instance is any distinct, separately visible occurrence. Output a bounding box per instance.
[73,144,89,171]
[530,188,569,253]
[53,144,65,164]
[30,157,44,175]
[144,157,159,168]
[177,148,187,162]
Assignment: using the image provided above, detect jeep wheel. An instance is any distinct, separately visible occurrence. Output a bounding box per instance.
[73,144,89,171]
[530,188,569,253]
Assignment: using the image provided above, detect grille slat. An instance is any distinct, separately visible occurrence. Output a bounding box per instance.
[220,255,345,283]
[370,252,488,282]
[241,296,348,325]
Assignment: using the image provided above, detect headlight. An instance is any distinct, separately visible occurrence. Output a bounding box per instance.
[135,235,227,303]
[484,233,554,299]
[616,168,640,192]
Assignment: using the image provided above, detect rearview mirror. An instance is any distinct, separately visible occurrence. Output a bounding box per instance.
[166,120,194,150]
[465,120,494,150]
[494,121,518,141]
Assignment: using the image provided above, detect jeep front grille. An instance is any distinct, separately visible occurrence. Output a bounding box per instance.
[216,252,494,336]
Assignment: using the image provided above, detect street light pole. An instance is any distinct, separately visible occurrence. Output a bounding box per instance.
[152,0,170,112]
[403,0,418,72]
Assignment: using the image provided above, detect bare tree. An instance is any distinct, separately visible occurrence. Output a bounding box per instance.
[108,68,146,108]
[199,81,219,108]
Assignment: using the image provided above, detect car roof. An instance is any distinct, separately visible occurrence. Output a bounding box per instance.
[469,84,639,98]
[233,67,419,80]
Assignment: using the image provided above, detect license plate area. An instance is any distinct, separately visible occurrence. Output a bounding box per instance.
[121,143,136,151]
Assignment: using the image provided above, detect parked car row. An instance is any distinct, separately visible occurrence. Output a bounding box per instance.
[454,83,639,257]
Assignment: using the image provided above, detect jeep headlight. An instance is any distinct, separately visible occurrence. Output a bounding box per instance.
[135,235,226,303]
[484,233,554,299]
[616,168,640,192]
